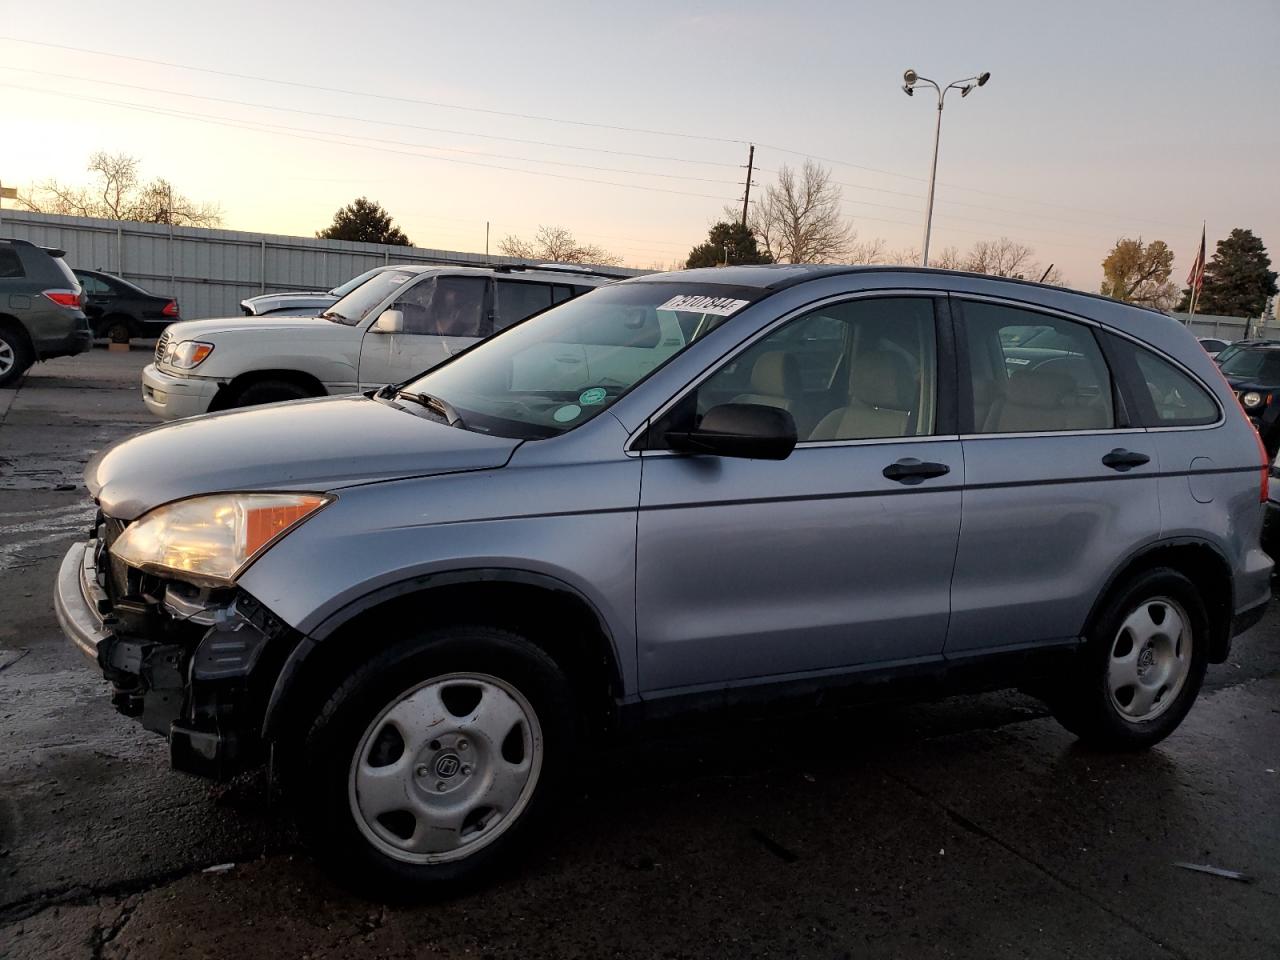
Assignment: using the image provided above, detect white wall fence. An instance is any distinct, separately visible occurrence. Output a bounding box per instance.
[0,210,644,319]
[1172,313,1279,341]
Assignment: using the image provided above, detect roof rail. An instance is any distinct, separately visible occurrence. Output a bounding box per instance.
[0,237,37,247]
[0,237,66,258]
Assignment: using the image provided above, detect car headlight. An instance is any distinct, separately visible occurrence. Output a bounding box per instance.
[111,493,331,586]
[168,340,214,369]
[1243,391,1263,408]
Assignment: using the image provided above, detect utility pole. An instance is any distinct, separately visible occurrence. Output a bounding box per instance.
[740,144,755,226]
[485,221,490,257]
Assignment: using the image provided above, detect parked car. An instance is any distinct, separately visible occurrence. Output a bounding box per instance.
[141,264,612,419]
[1197,336,1231,358]
[56,265,1271,895]
[239,265,399,317]
[1217,342,1280,454]
[1263,453,1280,562]
[74,268,179,342]
[0,238,92,387]
[1213,338,1280,367]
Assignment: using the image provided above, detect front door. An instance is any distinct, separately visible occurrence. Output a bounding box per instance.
[358,275,491,388]
[635,295,962,695]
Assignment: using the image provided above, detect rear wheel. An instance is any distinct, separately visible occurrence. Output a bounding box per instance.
[1049,568,1207,750]
[229,378,314,408]
[102,317,133,344]
[294,626,576,897]
[0,325,33,387]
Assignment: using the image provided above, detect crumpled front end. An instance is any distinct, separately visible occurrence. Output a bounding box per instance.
[55,513,298,780]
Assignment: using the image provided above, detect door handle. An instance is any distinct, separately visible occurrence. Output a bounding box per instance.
[1101,448,1150,472]
[883,458,951,484]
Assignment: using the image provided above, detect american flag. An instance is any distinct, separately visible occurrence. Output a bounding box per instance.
[1187,225,1206,295]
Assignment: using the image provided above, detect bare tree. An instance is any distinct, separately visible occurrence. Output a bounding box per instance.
[498,225,620,265]
[750,160,852,264]
[848,235,888,265]
[19,151,220,226]
[930,246,964,270]
[962,237,1063,285]
[887,246,921,266]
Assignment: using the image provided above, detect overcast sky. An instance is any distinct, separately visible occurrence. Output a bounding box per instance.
[1,0,1277,287]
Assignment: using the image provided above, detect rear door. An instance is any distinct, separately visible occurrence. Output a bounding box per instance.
[946,297,1160,657]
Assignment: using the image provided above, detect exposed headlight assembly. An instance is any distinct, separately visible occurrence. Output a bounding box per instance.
[111,493,331,586]
[1242,391,1264,409]
[167,340,215,369]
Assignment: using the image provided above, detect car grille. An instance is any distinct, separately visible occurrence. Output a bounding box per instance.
[155,331,170,364]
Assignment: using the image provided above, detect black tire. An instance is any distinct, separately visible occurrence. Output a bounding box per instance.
[0,324,34,388]
[229,378,314,408]
[1049,567,1208,751]
[293,625,576,898]
[102,317,133,344]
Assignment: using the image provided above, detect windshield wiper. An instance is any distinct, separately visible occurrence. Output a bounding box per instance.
[319,310,346,322]
[395,390,466,428]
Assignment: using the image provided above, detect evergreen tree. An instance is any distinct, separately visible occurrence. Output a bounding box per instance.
[1178,228,1276,317]
[686,221,773,269]
[317,197,411,246]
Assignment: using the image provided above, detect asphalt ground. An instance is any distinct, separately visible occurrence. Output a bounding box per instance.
[1,348,1278,959]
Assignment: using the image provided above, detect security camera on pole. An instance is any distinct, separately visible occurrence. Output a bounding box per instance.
[901,69,991,267]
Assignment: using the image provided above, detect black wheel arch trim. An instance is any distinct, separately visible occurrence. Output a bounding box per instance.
[1083,535,1235,661]
[259,567,625,740]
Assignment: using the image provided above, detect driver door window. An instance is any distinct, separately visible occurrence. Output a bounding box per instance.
[662,297,937,443]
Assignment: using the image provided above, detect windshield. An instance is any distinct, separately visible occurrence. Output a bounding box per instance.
[400,282,761,439]
[1219,348,1280,383]
[323,269,421,325]
[329,266,392,298]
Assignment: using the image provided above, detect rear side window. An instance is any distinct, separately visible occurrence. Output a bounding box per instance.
[495,280,553,331]
[1108,337,1220,427]
[0,247,25,279]
[961,301,1115,433]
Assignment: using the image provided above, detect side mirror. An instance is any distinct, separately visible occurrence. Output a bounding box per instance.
[372,309,404,334]
[665,403,797,461]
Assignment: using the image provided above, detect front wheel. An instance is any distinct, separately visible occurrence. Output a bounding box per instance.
[228,378,313,408]
[295,626,576,897]
[1049,568,1208,751]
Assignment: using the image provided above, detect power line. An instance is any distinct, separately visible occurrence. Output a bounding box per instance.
[0,64,741,171]
[2,82,739,203]
[0,36,747,146]
[0,69,739,186]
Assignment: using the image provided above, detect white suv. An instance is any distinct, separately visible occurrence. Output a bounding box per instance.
[141,265,614,419]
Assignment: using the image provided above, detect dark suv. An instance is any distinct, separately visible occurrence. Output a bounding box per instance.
[0,238,92,386]
[1218,343,1280,454]
[74,268,180,342]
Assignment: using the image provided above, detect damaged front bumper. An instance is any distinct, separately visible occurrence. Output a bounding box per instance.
[55,537,293,780]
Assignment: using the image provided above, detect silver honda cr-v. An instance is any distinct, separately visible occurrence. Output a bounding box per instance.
[54,265,1272,895]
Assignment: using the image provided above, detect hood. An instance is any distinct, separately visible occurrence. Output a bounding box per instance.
[1223,376,1273,392]
[163,314,337,339]
[87,395,520,520]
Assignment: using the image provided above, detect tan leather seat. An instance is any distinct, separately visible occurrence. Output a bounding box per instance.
[982,367,1107,432]
[731,351,802,416]
[809,350,913,441]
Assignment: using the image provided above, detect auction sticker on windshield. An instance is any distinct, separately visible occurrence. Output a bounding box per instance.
[657,295,750,316]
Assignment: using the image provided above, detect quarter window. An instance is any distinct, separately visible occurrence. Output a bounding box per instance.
[962,302,1115,433]
[1108,337,1219,427]
[662,297,938,444]
[0,247,24,279]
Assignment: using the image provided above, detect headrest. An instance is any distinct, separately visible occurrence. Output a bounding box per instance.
[851,349,911,409]
[1005,368,1077,407]
[750,351,800,396]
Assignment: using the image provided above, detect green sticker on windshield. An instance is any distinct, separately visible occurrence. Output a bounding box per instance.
[579,387,607,406]
[553,404,582,423]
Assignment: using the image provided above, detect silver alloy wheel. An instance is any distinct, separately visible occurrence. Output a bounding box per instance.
[348,672,543,864]
[1107,596,1191,723]
[0,338,14,377]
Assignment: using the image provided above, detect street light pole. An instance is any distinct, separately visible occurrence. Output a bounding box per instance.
[901,69,991,267]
